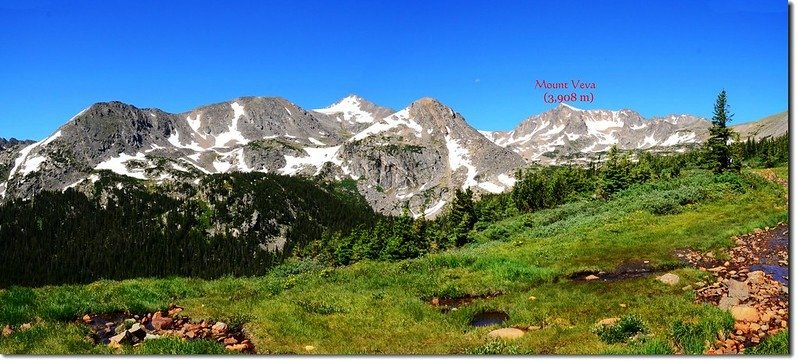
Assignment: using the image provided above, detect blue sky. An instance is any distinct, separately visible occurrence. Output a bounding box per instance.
[0,0,788,140]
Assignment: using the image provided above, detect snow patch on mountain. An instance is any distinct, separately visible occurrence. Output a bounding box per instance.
[423,199,447,217]
[279,146,342,176]
[214,102,249,148]
[19,156,47,176]
[350,108,424,141]
[313,95,375,124]
[308,137,326,146]
[638,134,658,149]
[187,114,202,132]
[8,142,43,178]
[477,181,504,193]
[168,130,207,152]
[68,107,90,122]
[94,152,148,180]
[560,103,582,111]
[660,132,697,146]
[444,127,478,189]
[498,173,516,187]
[585,115,624,132]
[6,130,60,178]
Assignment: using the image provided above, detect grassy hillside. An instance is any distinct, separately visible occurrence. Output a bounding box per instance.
[0,167,787,354]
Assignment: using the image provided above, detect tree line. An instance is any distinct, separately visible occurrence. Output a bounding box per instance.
[0,172,378,287]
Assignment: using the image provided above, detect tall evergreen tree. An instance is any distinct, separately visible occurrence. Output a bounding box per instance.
[706,90,737,173]
[450,188,476,246]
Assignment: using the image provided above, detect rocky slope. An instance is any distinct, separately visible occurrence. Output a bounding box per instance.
[0,96,786,216]
[732,111,788,141]
[480,105,788,165]
[0,95,524,217]
[480,103,710,164]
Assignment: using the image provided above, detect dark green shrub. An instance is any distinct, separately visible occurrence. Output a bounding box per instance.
[646,198,681,215]
[592,314,647,344]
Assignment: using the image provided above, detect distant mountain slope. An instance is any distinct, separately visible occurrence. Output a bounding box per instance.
[479,103,710,164]
[732,111,788,140]
[1,96,785,217]
[0,96,524,217]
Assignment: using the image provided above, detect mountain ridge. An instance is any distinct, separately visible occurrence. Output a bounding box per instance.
[0,95,787,217]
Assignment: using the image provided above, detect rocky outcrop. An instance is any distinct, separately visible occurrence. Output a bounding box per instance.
[480,104,710,164]
[1,95,524,218]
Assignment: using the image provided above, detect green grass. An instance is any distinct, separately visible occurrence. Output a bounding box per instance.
[132,337,230,355]
[0,169,788,354]
[746,330,789,355]
[670,308,735,354]
[772,166,789,181]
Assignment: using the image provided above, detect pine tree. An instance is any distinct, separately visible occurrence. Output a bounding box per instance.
[706,90,737,173]
[450,188,476,246]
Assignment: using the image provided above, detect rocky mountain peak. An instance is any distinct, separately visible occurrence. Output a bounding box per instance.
[312,95,394,126]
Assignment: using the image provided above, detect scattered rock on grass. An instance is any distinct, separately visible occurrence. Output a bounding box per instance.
[488,328,525,340]
[730,306,759,322]
[596,318,620,326]
[656,273,680,285]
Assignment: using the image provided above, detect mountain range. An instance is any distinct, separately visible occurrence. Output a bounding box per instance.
[0,95,787,217]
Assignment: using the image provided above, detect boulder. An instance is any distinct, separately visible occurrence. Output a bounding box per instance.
[128,323,147,342]
[747,271,766,285]
[143,333,162,341]
[19,323,31,331]
[2,325,12,337]
[151,312,173,331]
[487,328,525,340]
[211,321,228,335]
[727,280,750,301]
[596,317,620,326]
[656,273,680,286]
[304,345,316,352]
[718,296,739,310]
[109,330,128,344]
[224,337,238,346]
[730,306,759,322]
[585,275,599,281]
[226,344,249,352]
[168,307,183,317]
[82,314,92,323]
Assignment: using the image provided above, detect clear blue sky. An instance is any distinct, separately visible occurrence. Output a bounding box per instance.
[0,0,788,140]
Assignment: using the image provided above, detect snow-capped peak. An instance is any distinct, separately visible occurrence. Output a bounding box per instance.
[313,95,375,124]
[559,103,582,111]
